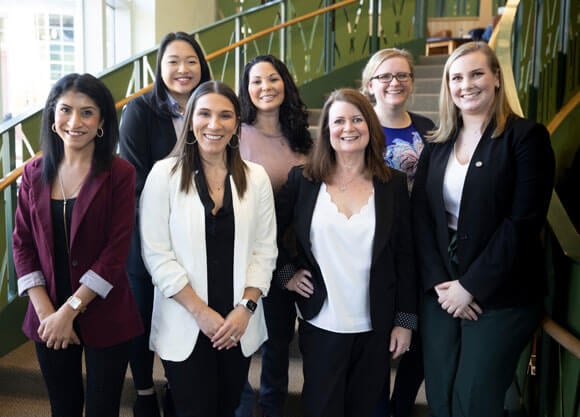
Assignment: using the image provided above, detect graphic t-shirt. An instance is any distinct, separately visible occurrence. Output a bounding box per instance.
[382,125,424,193]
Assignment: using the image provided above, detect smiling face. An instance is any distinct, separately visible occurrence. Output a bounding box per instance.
[192,93,239,159]
[247,61,285,114]
[448,50,500,116]
[161,40,202,104]
[368,56,413,110]
[327,100,370,157]
[53,90,103,156]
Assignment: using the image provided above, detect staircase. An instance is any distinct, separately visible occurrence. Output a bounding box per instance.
[408,54,448,124]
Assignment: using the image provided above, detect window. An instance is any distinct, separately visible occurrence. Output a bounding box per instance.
[36,13,75,82]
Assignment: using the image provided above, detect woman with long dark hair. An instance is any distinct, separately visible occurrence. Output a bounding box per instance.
[119,31,211,417]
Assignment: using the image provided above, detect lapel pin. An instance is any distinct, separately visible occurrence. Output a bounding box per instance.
[475,161,483,167]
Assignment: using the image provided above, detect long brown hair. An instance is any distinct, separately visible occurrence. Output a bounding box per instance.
[304,88,391,183]
[170,80,248,196]
[428,41,515,143]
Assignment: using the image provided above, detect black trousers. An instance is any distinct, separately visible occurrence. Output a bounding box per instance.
[298,319,390,417]
[421,292,541,417]
[35,340,130,417]
[162,333,251,417]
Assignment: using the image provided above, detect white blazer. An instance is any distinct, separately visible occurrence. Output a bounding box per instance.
[140,157,277,361]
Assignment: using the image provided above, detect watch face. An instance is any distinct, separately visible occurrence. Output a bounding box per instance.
[68,296,81,310]
[246,299,257,312]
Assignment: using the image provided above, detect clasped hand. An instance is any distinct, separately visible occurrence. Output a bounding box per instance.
[196,305,251,350]
[38,307,80,350]
[435,280,482,320]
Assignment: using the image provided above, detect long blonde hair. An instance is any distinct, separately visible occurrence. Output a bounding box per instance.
[428,42,515,143]
[361,48,415,105]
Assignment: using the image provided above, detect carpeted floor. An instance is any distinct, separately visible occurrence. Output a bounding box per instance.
[0,340,428,417]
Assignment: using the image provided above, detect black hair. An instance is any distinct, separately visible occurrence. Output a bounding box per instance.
[239,55,312,154]
[151,32,211,117]
[40,73,119,182]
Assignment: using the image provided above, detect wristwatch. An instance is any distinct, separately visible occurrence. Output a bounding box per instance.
[66,295,86,313]
[238,298,257,314]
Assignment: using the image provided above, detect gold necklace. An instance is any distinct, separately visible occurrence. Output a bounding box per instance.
[337,174,358,192]
[58,174,84,254]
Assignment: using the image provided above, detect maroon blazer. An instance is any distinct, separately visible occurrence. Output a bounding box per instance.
[12,156,143,348]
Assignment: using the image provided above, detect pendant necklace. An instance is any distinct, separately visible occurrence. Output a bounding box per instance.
[338,175,357,192]
[58,173,84,254]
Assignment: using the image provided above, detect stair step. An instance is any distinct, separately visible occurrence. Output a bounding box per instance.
[414,65,445,79]
[417,54,449,66]
[408,93,439,113]
[414,78,443,95]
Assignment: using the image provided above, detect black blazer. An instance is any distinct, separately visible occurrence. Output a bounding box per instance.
[119,91,179,275]
[276,166,417,334]
[412,116,555,308]
[408,111,436,146]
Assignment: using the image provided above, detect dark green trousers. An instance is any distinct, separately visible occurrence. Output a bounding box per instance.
[421,292,541,417]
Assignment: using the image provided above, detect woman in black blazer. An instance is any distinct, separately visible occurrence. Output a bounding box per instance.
[119,31,211,417]
[413,42,555,417]
[276,88,417,417]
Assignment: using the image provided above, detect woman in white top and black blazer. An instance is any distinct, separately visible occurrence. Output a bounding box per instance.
[275,88,417,417]
[140,81,277,417]
[413,42,555,417]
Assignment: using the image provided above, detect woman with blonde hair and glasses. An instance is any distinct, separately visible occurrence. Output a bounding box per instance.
[413,42,554,417]
[361,47,435,417]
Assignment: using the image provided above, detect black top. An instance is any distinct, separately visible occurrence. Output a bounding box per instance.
[51,198,75,306]
[195,170,235,317]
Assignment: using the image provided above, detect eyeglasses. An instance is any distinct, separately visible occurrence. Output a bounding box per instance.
[370,72,413,84]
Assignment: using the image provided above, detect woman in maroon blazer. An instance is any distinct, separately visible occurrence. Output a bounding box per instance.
[12,73,143,417]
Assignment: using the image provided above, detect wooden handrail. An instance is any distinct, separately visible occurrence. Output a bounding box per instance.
[2,0,358,192]
[115,0,357,111]
[542,317,580,359]
[0,152,41,193]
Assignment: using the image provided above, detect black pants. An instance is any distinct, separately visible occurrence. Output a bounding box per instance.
[162,333,251,417]
[128,270,156,390]
[35,340,130,417]
[421,292,541,417]
[299,319,390,417]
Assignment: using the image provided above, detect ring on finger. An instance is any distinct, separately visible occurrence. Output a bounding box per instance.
[230,335,237,342]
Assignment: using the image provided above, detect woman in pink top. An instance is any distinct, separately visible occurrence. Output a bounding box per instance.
[236,54,312,417]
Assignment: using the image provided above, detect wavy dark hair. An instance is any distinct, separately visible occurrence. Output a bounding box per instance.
[239,55,312,154]
[304,88,391,183]
[170,81,248,197]
[40,73,119,183]
[151,32,211,117]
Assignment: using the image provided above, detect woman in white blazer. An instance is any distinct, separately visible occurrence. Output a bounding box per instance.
[140,80,277,417]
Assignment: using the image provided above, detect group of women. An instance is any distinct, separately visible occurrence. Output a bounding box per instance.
[13,28,555,417]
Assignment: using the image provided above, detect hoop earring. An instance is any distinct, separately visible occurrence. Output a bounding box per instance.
[51,124,57,133]
[185,131,197,145]
[228,134,240,149]
[96,128,104,138]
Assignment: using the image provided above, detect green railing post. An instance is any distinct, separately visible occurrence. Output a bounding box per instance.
[324,0,335,74]
[369,0,379,54]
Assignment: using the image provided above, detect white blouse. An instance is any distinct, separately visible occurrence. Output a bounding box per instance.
[306,183,375,333]
[443,146,469,230]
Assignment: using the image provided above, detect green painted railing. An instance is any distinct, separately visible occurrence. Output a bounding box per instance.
[495,1,580,417]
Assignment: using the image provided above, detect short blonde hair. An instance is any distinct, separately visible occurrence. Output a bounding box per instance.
[361,48,415,104]
[428,41,515,143]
